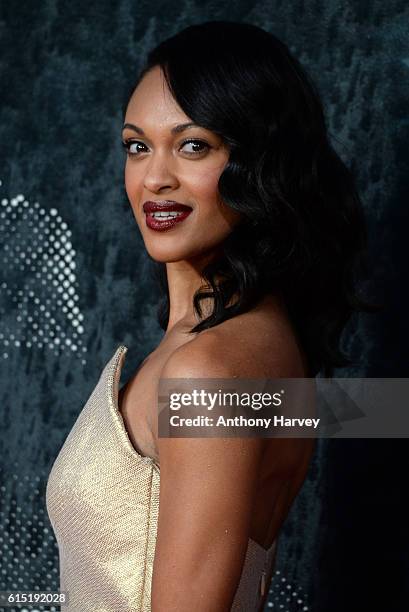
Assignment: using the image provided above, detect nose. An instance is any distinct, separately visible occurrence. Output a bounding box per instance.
[143,151,179,194]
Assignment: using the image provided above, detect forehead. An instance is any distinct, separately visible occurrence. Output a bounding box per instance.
[125,65,189,125]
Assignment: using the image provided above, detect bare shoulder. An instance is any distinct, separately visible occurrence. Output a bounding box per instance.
[161,294,308,380]
[152,298,312,609]
[160,327,235,379]
[154,326,268,602]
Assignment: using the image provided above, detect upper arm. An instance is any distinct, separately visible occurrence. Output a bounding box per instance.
[151,335,265,611]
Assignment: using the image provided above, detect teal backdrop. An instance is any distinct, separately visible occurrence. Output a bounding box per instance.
[0,2,408,611]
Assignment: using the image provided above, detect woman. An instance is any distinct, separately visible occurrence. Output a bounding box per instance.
[46,21,371,611]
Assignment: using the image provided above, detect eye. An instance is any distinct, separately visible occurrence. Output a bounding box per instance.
[121,140,149,156]
[179,139,210,156]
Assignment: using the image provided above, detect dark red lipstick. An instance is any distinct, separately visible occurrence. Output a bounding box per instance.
[143,200,193,232]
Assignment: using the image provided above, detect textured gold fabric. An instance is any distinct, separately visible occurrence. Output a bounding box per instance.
[46,345,277,611]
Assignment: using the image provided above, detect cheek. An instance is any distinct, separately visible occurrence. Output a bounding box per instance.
[190,171,218,196]
[180,165,240,230]
[178,164,223,206]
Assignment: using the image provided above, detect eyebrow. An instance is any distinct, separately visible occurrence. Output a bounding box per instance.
[122,122,198,135]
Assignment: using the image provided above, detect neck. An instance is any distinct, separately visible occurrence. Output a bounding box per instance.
[164,249,228,334]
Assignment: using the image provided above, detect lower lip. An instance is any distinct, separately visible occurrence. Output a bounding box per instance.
[145,210,192,232]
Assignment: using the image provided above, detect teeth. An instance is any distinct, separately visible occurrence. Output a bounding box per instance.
[151,211,184,218]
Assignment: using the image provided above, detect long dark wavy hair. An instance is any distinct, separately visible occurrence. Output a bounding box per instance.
[124,21,378,378]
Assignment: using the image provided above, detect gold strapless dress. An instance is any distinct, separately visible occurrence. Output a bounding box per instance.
[46,345,277,611]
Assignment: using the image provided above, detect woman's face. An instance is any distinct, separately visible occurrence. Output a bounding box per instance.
[122,65,241,264]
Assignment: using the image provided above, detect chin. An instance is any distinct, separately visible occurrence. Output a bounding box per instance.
[148,252,184,264]
[145,241,220,265]
[146,250,200,264]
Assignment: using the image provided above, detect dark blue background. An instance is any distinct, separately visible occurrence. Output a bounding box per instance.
[0,2,408,611]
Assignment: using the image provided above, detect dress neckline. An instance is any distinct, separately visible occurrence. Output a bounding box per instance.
[107,344,277,557]
[107,344,160,471]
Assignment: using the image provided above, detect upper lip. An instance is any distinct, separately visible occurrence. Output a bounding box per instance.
[143,200,193,213]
